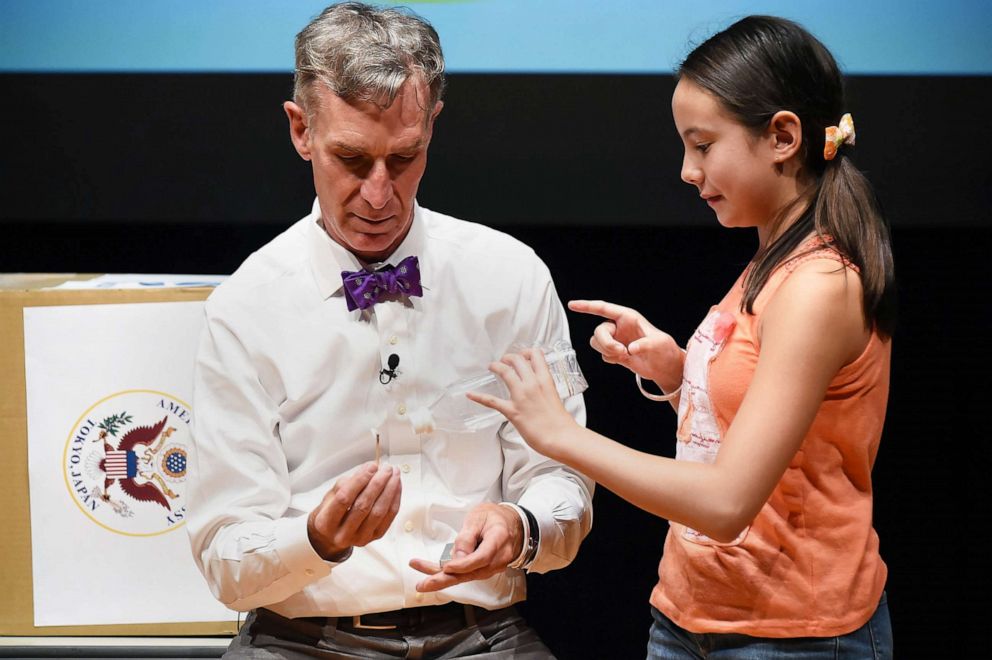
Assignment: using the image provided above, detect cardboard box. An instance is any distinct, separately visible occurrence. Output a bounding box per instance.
[0,274,238,636]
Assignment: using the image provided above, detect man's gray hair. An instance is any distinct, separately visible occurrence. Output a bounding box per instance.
[293,2,446,116]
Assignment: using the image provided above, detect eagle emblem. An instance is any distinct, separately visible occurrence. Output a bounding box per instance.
[94,412,179,514]
[65,391,193,535]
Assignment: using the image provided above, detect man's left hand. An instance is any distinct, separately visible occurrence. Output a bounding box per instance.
[410,503,523,592]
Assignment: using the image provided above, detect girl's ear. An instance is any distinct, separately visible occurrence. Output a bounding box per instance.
[767,110,803,163]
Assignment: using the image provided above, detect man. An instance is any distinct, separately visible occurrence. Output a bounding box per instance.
[187,3,593,658]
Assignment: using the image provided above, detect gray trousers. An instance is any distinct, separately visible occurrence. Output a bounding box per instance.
[224,604,556,659]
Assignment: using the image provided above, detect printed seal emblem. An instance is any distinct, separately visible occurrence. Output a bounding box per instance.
[63,390,192,536]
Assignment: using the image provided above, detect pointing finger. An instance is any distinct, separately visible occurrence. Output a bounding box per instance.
[568,299,631,321]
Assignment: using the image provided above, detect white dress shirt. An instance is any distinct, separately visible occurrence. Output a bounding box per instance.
[188,200,593,617]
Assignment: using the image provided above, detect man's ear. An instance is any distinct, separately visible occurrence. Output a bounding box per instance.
[418,101,444,143]
[284,101,312,161]
[767,110,803,164]
[425,100,443,136]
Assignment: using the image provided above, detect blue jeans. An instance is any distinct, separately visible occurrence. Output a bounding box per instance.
[647,593,892,659]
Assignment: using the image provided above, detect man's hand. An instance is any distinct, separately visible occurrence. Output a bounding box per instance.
[410,503,523,592]
[308,462,402,561]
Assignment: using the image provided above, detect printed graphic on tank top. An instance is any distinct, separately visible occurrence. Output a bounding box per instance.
[675,307,747,546]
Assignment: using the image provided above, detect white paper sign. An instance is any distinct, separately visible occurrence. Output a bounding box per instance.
[23,302,235,627]
[49,274,226,290]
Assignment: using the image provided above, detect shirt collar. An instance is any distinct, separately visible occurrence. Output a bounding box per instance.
[307,198,430,301]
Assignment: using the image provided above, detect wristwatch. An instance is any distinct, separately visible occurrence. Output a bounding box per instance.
[501,503,540,570]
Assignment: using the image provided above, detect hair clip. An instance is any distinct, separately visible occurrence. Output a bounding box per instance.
[824,113,855,161]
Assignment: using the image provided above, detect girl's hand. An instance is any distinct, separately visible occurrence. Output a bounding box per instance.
[467,349,578,456]
[568,299,684,391]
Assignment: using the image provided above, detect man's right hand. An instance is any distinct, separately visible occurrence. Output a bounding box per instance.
[307,462,402,561]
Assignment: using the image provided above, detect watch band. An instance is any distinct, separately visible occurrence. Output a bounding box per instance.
[499,502,539,570]
[519,505,540,566]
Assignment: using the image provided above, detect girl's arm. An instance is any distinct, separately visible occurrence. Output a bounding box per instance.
[472,259,870,542]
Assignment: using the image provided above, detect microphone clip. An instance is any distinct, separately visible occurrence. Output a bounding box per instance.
[379,353,400,385]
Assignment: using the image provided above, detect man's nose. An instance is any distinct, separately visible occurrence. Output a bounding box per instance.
[361,161,391,210]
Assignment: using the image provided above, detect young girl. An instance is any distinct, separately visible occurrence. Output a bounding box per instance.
[469,16,895,659]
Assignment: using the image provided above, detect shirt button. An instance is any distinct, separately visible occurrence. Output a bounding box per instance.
[389,336,398,345]
[398,404,407,415]
[401,464,411,473]
[415,592,425,603]
[404,520,414,532]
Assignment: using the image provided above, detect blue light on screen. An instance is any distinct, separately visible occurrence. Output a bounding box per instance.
[1,0,989,74]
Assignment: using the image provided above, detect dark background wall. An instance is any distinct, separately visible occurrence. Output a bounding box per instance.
[1,72,987,658]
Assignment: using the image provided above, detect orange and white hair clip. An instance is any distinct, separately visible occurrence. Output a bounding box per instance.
[824,113,856,160]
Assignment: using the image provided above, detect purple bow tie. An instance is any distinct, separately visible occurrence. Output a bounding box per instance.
[342,255,423,311]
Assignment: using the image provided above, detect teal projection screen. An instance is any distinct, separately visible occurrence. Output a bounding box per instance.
[1,0,988,228]
[2,0,989,74]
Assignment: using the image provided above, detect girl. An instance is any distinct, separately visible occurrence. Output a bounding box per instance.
[469,16,895,659]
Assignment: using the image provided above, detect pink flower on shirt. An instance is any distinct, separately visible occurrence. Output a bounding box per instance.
[712,312,737,344]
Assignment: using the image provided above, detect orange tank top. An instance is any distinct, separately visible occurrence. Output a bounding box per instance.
[650,244,890,638]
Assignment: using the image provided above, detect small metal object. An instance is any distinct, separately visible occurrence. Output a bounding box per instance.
[439,542,454,567]
[352,615,397,630]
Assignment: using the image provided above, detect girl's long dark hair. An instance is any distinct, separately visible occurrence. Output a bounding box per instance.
[678,16,896,337]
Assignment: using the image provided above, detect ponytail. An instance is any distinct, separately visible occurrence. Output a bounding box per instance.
[813,154,896,337]
[741,152,896,338]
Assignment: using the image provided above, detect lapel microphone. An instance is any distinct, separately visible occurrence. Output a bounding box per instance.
[379,353,400,384]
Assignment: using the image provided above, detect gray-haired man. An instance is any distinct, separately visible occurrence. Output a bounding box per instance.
[187,3,593,657]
